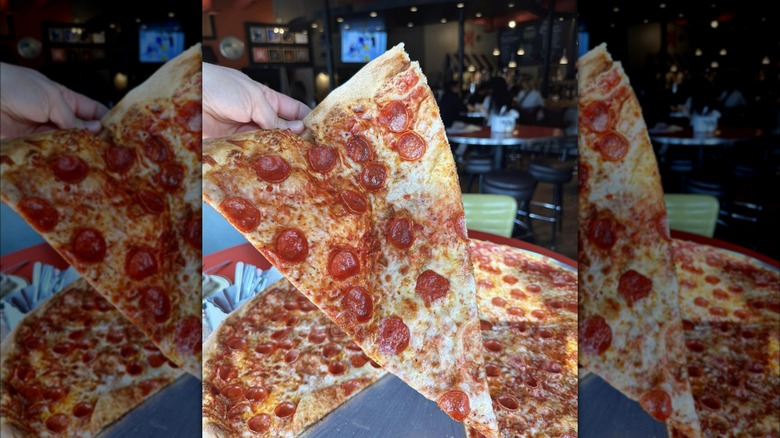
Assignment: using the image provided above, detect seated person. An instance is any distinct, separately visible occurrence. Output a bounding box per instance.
[515,76,544,123]
[437,80,468,128]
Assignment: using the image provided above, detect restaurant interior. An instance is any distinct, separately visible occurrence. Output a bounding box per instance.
[202,0,579,260]
[580,0,779,261]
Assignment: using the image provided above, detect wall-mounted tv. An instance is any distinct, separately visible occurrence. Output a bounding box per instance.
[139,22,185,63]
[341,28,387,63]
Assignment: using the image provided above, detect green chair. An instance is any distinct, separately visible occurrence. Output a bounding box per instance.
[461,194,518,238]
[664,193,720,238]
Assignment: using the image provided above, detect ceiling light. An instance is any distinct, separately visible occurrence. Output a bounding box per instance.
[456,2,464,8]
[492,48,500,56]
[679,13,684,17]
[613,7,620,12]
[109,23,116,29]
[508,60,517,68]
[407,22,414,27]
[135,18,141,23]
[710,61,719,68]
[475,12,482,17]
[370,11,378,17]
[517,48,525,55]
[311,22,318,28]
[719,48,727,56]
[410,6,418,12]
[660,3,666,8]
[762,56,770,65]
[336,17,344,23]
[509,20,516,28]
[508,3,515,7]
[441,18,447,23]
[168,12,174,18]
[695,48,702,56]
[558,17,564,21]
[468,65,476,72]
[560,49,568,65]
[643,18,649,23]
[710,20,718,28]
[670,65,678,72]
[610,23,615,27]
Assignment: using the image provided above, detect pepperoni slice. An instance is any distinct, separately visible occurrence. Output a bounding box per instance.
[51,155,88,183]
[328,249,360,280]
[484,339,503,352]
[184,215,202,250]
[247,386,269,402]
[415,270,450,305]
[253,154,291,183]
[496,393,520,411]
[140,287,171,323]
[328,360,347,375]
[284,349,300,363]
[45,413,70,433]
[44,386,67,401]
[275,229,308,263]
[581,100,611,132]
[437,390,471,422]
[274,402,296,418]
[359,163,387,192]
[617,270,653,307]
[308,330,326,344]
[126,248,158,280]
[72,401,94,418]
[158,163,184,191]
[378,101,409,132]
[255,342,277,355]
[137,189,165,214]
[346,136,372,163]
[307,146,338,173]
[387,218,415,249]
[220,197,261,232]
[343,286,373,323]
[104,146,136,173]
[221,384,245,403]
[247,414,272,432]
[340,189,368,214]
[485,363,501,377]
[350,353,369,368]
[71,229,106,263]
[18,197,58,231]
[580,316,612,354]
[377,316,410,355]
[700,395,721,410]
[595,131,629,161]
[588,216,617,250]
[148,353,166,368]
[144,135,169,163]
[175,316,201,355]
[639,389,672,421]
[396,131,426,161]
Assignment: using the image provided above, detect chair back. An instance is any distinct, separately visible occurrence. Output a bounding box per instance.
[664,193,720,237]
[461,194,518,238]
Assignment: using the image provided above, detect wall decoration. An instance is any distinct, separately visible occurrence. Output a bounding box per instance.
[203,13,216,40]
[245,22,312,66]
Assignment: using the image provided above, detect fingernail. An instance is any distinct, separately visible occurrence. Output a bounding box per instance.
[288,121,304,133]
[85,120,102,132]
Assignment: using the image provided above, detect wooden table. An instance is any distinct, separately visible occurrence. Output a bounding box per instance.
[447,124,564,169]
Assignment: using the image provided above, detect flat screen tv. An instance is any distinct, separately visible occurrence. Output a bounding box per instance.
[341,30,387,63]
[139,23,185,63]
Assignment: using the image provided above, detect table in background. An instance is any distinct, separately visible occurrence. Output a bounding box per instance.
[649,126,764,168]
[447,125,564,169]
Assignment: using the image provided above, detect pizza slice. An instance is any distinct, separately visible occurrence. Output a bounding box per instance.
[0,278,183,437]
[203,43,499,436]
[0,44,202,377]
[467,239,578,437]
[577,43,702,436]
[672,239,779,437]
[202,277,387,437]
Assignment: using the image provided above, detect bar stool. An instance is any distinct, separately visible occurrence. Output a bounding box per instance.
[461,151,494,193]
[481,170,538,241]
[527,159,574,249]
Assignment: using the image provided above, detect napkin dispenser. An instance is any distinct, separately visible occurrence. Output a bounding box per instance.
[489,109,518,134]
[691,113,719,135]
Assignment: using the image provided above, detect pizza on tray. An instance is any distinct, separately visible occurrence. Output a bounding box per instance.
[202,277,387,437]
[467,239,578,438]
[577,43,702,436]
[672,239,779,437]
[0,44,203,377]
[203,43,499,436]
[0,278,183,437]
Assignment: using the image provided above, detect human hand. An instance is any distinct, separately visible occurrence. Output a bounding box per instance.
[0,62,108,139]
[202,63,312,138]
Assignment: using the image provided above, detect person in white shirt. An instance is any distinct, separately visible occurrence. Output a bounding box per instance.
[515,76,544,123]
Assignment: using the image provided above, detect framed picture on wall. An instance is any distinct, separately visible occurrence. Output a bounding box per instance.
[252,47,268,63]
[266,28,281,43]
[51,47,66,62]
[295,48,309,62]
[294,32,308,44]
[268,48,282,63]
[281,32,293,44]
[249,26,265,43]
[283,48,295,62]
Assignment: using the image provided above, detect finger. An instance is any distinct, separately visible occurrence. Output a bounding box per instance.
[273,92,312,122]
[47,90,84,130]
[58,85,109,120]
